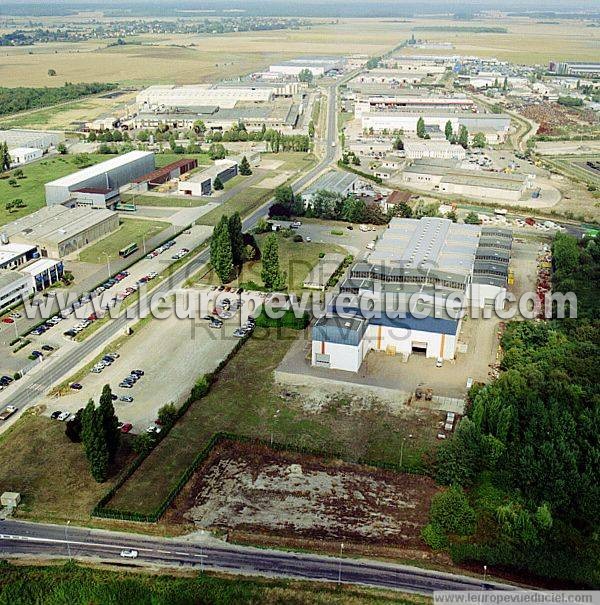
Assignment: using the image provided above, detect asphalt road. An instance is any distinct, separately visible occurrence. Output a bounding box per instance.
[0,83,338,418]
[0,519,514,594]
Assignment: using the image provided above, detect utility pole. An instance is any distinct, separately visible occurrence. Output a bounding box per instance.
[102,252,111,279]
[337,542,344,586]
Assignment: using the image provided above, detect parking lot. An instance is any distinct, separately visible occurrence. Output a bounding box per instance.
[39,288,261,434]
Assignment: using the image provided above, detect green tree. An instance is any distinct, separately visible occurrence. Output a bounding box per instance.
[210,215,233,283]
[444,120,453,141]
[213,175,224,191]
[341,195,367,223]
[1,142,11,171]
[98,384,120,463]
[157,403,178,430]
[208,143,226,160]
[81,399,109,483]
[464,211,481,224]
[239,155,252,176]
[261,234,286,291]
[416,116,426,139]
[193,120,206,135]
[308,120,315,138]
[393,136,404,150]
[429,485,476,536]
[298,68,314,83]
[458,125,469,149]
[132,433,154,455]
[87,131,97,142]
[65,408,84,443]
[228,211,244,267]
[472,132,486,148]
[57,142,67,155]
[48,68,57,77]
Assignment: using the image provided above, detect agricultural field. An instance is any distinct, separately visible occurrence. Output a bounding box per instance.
[199,232,347,293]
[77,218,169,265]
[105,328,442,518]
[0,154,114,226]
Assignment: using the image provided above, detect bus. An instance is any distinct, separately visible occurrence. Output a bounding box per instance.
[119,243,138,258]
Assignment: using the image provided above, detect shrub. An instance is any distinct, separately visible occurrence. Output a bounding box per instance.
[429,485,476,536]
[421,523,448,550]
[254,308,309,330]
[292,234,303,242]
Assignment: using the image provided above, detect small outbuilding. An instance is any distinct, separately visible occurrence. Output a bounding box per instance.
[1,491,21,508]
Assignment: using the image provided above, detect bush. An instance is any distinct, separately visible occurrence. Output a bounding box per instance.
[421,523,448,550]
[292,234,303,242]
[429,485,476,536]
[254,308,309,330]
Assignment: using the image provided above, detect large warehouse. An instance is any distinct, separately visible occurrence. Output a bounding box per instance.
[4,206,119,258]
[0,129,64,152]
[311,217,512,372]
[402,159,534,201]
[45,151,155,206]
[269,56,344,77]
[177,159,238,197]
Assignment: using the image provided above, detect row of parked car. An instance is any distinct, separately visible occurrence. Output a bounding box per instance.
[146,239,177,260]
[118,368,145,389]
[90,352,120,374]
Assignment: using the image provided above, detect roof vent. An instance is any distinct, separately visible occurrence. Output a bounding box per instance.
[344,321,351,328]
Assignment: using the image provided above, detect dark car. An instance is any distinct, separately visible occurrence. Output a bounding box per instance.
[50,410,62,420]
[64,330,77,337]
[346,225,354,230]
[120,423,133,433]
[111,394,118,401]
[70,383,83,390]
[31,350,43,358]
[41,345,54,352]
[131,369,144,376]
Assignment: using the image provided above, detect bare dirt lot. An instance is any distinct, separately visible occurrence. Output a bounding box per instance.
[169,439,440,550]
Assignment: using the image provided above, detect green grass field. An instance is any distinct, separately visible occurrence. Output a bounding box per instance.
[121,193,212,208]
[106,328,438,515]
[200,233,346,293]
[0,562,423,605]
[0,154,116,227]
[77,218,169,264]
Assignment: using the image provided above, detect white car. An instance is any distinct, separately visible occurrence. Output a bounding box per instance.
[57,411,71,422]
[435,357,443,368]
[120,549,138,559]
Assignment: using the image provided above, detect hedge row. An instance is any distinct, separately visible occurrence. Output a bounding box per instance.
[254,308,309,330]
[336,160,383,184]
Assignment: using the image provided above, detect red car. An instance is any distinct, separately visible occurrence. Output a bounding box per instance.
[120,423,133,434]
[2,317,14,324]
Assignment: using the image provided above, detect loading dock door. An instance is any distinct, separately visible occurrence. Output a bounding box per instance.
[411,341,428,356]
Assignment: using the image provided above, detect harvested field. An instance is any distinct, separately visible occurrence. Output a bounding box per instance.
[169,439,440,550]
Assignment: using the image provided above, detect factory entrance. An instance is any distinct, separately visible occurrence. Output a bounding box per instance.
[411,341,428,356]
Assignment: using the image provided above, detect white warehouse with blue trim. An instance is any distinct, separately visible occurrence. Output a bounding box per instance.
[311,216,512,372]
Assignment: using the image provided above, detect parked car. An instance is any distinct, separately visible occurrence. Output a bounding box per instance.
[51,410,62,420]
[120,549,138,559]
[120,423,133,434]
[57,411,71,421]
[70,383,83,390]
[146,424,162,434]
[119,382,133,389]
[119,396,134,403]
[41,345,54,352]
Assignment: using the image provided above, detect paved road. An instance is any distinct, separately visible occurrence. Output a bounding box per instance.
[0,519,514,594]
[0,82,339,418]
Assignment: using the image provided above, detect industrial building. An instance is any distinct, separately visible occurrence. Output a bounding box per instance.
[548,61,600,77]
[402,159,534,201]
[44,151,155,206]
[311,217,512,372]
[360,110,511,143]
[20,258,64,292]
[133,158,198,190]
[4,205,119,258]
[177,159,238,197]
[0,243,39,270]
[404,140,466,160]
[0,271,33,312]
[301,171,360,208]
[268,57,344,77]
[9,147,43,167]
[355,94,475,117]
[0,129,64,152]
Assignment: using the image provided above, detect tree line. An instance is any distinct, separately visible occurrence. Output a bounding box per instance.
[424,233,600,586]
[0,82,117,117]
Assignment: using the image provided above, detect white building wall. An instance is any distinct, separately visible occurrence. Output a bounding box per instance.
[439,182,522,201]
[10,147,43,167]
[311,340,365,372]
[0,273,34,312]
[363,324,456,360]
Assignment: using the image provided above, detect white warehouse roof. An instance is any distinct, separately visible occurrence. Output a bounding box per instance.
[45,151,153,189]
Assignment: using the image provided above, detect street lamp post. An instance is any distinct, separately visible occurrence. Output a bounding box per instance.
[483,564,487,583]
[65,520,71,559]
[102,252,111,279]
[337,542,344,586]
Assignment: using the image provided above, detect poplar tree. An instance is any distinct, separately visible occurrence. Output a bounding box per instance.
[81,399,109,483]
[261,234,286,291]
[210,215,233,283]
[228,212,244,268]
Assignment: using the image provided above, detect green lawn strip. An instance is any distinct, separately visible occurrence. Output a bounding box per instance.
[0,561,420,605]
[196,187,272,226]
[121,193,211,207]
[0,154,117,226]
[77,218,169,264]
[105,328,436,515]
